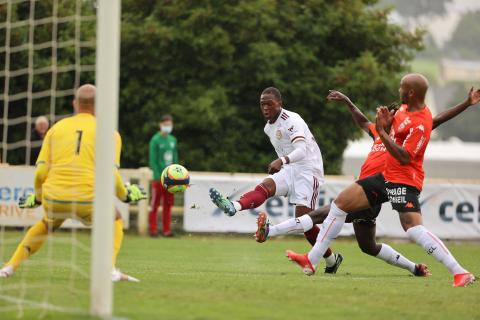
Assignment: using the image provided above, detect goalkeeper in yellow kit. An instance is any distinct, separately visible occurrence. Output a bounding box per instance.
[0,84,146,282]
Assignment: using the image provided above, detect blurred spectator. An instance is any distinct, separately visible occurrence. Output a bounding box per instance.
[148,114,178,237]
[30,116,49,165]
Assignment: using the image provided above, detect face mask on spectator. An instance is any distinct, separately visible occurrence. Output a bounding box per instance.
[160,125,173,134]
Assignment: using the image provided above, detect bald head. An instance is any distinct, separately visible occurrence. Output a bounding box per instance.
[35,115,48,127]
[399,73,429,104]
[34,116,49,137]
[74,84,96,113]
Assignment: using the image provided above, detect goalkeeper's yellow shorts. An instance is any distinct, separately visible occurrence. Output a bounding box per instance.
[42,198,94,226]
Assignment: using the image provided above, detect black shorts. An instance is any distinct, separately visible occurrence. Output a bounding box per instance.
[356,173,421,213]
[345,204,382,225]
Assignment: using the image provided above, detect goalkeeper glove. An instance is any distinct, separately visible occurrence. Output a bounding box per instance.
[124,184,147,203]
[19,194,41,209]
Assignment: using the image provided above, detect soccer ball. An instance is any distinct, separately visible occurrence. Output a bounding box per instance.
[161,164,190,193]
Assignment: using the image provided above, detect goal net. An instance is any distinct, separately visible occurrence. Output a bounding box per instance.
[0,0,103,317]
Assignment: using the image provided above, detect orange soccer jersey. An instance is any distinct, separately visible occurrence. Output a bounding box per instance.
[383,105,433,191]
[358,123,387,180]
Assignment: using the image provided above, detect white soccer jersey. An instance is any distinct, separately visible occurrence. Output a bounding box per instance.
[264,108,324,178]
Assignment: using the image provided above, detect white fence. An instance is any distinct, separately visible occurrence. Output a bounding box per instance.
[1,166,480,239]
[0,166,146,231]
[184,172,480,240]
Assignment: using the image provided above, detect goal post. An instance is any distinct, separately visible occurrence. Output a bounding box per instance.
[90,0,121,317]
[1,0,100,317]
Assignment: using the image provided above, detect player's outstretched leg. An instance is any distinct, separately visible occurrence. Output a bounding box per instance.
[353,221,430,277]
[113,217,124,268]
[263,214,312,240]
[286,182,369,275]
[257,212,343,274]
[306,183,372,274]
[254,212,310,242]
[294,205,340,273]
[209,187,237,216]
[402,216,475,287]
[111,212,139,282]
[0,219,61,278]
[210,180,273,217]
[284,203,346,275]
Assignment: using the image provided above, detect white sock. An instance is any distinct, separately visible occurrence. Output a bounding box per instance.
[376,243,416,273]
[324,252,336,267]
[298,215,314,232]
[308,201,347,266]
[406,225,467,275]
[233,201,242,211]
[268,215,313,237]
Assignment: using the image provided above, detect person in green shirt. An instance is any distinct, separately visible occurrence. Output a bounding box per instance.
[148,114,178,237]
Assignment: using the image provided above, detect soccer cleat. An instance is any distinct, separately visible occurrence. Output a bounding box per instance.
[209,188,236,216]
[324,253,343,274]
[0,266,14,278]
[286,250,315,276]
[413,263,431,277]
[452,273,475,287]
[111,268,140,282]
[255,212,269,243]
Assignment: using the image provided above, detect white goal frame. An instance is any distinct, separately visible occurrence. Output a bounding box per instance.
[90,0,121,317]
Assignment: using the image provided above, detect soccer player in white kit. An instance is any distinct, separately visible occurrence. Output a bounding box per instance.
[209,87,342,273]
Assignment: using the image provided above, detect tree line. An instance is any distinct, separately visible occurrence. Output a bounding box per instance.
[2,0,423,173]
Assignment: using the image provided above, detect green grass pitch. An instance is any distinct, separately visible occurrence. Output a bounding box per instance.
[0,231,479,319]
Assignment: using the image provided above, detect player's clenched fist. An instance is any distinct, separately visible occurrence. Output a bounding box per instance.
[467,87,480,106]
[326,90,350,103]
[267,158,283,174]
[375,106,393,133]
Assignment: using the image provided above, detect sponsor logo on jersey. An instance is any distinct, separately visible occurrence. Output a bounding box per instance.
[370,143,386,152]
[398,117,411,131]
[387,187,407,204]
[414,134,426,154]
[288,125,294,132]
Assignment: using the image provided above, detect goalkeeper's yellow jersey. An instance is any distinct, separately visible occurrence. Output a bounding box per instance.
[36,112,127,203]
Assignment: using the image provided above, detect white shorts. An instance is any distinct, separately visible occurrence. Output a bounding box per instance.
[269,165,323,209]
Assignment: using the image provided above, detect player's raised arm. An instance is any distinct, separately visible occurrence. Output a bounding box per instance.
[32,128,53,203]
[327,90,371,134]
[114,131,146,203]
[433,87,480,129]
[114,132,128,201]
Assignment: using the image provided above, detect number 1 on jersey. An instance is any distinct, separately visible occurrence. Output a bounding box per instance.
[76,130,83,155]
